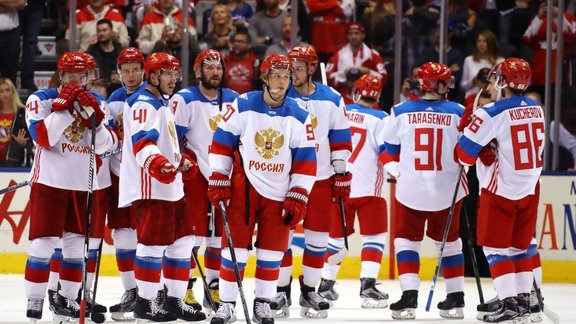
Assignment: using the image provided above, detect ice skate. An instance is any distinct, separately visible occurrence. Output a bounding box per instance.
[359,278,388,309]
[318,278,338,306]
[26,298,43,322]
[134,295,176,323]
[270,278,291,318]
[252,298,274,324]
[184,278,202,311]
[164,296,206,321]
[109,287,137,321]
[390,289,417,320]
[477,296,502,320]
[210,302,236,324]
[437,291,465,319]
[203,279,221,315]
[299,276,329,319]
[155,285,167,306]
[83,289,108,314]
[483,297,525,324]
[517,293,531,324]
[50,292,80,323]
[529,289,542,323]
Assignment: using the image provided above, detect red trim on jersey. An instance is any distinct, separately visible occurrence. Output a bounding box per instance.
[487,160,499,193]
[378,151,399,165]
[86,259,97,272]
[33,121,50,148]
[141,168,151,200]
[513,257,533,273]
[31,147,42,183]
[456,146,476,165]
[116,258,134,272]
[210,141,234,157]
[134,264,161,283]
[374,165,384,197]
[330,143,353,153]
[133,138,155,156]
[162,264,189,281]
[290,161,317,176]
[220,266,244,282]
[59,265,82,282]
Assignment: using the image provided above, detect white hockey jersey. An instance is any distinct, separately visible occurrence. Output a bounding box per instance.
[92,90,112,189]
[457,95,544,200]
[287,82,352,180]
[118,88,184,207]
[209,91,317,201]
[26,88,114,191]
[381,99,468,211]
[172,86,238,179]
[345,103,389,198]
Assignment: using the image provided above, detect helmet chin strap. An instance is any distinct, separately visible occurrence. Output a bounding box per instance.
[264,76,287,104]
[494,76,507,101]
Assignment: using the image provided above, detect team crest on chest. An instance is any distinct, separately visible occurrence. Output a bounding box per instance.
[255,127,284,159]
[168,121,177,146]
[209,114,222,133]
[64,119,86,143]
[310,113,318,129]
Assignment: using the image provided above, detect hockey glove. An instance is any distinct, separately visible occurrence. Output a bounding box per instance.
[75,91,105,129]
[282,187,309,227]
[207,172,231,208]
[178,152,198,180]
[144,154,177,184]
[52,83,82,112]
[457,104,474,132]
[330,172,352,203]
[478,140,498,166]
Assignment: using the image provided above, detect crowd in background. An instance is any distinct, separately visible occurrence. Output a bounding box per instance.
[1,0,576,170]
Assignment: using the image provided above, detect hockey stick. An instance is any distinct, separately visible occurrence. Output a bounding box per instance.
[99,146,122,159]
[533,281,560,324]
[191,248,218,312]
[0,180,30,195]
[425,166,464,312]
[327,197,349,265]
[462,206,484,304]
[89,238,105,322]
[218,201,251,324]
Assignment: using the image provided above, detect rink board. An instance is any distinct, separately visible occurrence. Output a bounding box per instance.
[0,171,575,282]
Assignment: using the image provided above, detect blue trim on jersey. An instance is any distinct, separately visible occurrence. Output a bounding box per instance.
[363,242,385,250]
[384,142,400,155]
[481,95,542,118]
[256,259,281,269]
[328,128,352,144]
[304,246,326,257]
[108,87,128,103]
[89,90,106,102]
[378,144,386,155]
[33,88,59,101]
[396,250,419,263]
[441,254,464,268]
[135,256,163,270]
[346,103,388,119]
[458,135,484,158]
[176,86,239,105]
[126,88,167,111]
[237,92,310,124]
[527,245,538,257]
[212,128,240,149]
[175,124,187,140]
[291,147,316,162]
[287,82,342,107]
[132,129,160,147]
[393,99,464,117]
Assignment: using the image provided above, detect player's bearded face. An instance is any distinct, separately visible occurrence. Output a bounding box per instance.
[200,61,223,90]
[120,62,144,88]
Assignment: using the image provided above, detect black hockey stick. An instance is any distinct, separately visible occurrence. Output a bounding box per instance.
[89,238,105,322]
[533,280,560,324]
[191,248,218,312]
[425,167,464,312]
[0,180,30,195]
[219,201,251,324]
[327,197,349,265]
[462,206,484,304]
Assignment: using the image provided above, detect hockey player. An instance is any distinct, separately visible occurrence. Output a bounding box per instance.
[318,74,389,309]
[24,52,114,322]
[118,52,205,322]
[207,53,317,324]
[271,45,352,319]
[172,49,239,313]
[105,47,147,320]
[457,58,544,323]
[380,62,468,320]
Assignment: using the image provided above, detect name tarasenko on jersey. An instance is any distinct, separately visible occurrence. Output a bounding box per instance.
[407,112,453,126]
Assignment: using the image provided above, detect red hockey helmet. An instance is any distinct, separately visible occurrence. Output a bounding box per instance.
[117,48,145,67]
[495,57,531,91]
[287,46,319,70]
[57,52,91,73]
[417,62,453,92]
[353,74,383,101]
[194,49,225,72]
[145,52,181,80]
[260,53,292,75]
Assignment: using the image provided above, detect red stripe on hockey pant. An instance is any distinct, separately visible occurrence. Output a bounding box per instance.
[220,266,245,282]
[513,257,533,273]
[25,268,50,283]
[280,250,292,267]
[134,265,162,283]
[442,265,465,279]
[255,267,280,281]
[532,254,541,268]
[205,248,222,271]
[397,261,420,275]
[117,258,135,272]
[303,252,325,269]
[361,248,383,263]
[489,259,514,280]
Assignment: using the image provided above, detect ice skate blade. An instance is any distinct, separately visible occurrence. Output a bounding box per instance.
[391,308,416,320]
[300,307,328,319]
[111,311,135,321]
[530,311,543,323]
[361,297,388,309]
[325,299,336,307]
[272,306,290,319]
[439,307,464,319]
[135,319,176,324]
[477,311,490,321]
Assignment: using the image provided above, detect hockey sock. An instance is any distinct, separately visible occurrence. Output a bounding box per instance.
[277,229,294,287]
[511,249,533,295]
[189,246,200,277]
[483,246,516,299]
[302,229,329,287]
[219,247,248,302]
[528,238,542,288]
[205,236,222,283]
[48,247,63,291]
[395,238,421,291]
[135,244,165,300]
[322,237,344,280]
[254,249,283,299]
[25,237,59,299]
[59,233,84,299]
[436,238,464,293]
[164,236,194,298]
[360,234,386,279]
[113,228,137,290]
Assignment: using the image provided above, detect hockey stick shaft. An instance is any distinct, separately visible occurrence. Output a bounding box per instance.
[0,180,30,195]
[320,62,328,85]
[462,206,484,304]
[191,248,217,311]
[99,146,122,159]
[90,238,105,322]
[326,197,349,265]
[425,166,463,312]
[219,201,251,324]
[533,280,560,324]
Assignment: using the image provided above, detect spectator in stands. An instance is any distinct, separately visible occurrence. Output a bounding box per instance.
[228,0,254,29]
[473,0,515,47]
[19,0,46,92]
[361,0,395,58]
[550,107,576,171]
[0,78,31,167]
[264,14,307,56]
[201,3,235,55]
[460,30,504,97]
[136,0,198,55]
[248,0,287,55]
[462,67,491,109]
[0,0,26,85]
[447,0,476,56]
[400,64,421,102]
[308,0,355,61]
[86,19,125,83]
[326,23,387,99]
[224,29,259,94]
[70,0,129,52]
[402,0,439,77]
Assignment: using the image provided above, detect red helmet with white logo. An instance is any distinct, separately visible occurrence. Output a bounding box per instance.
[144,52,181,80]
[353,75,382,101]
[287,46,319,70]
[58,52,91,74]
[417,62,453,92]
[495,57,531,91]
[260,54,292,75]
[194,49,225,72]
[117,48,145,67]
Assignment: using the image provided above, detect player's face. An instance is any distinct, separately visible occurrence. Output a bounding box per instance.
[485,75,499,101]
[159,69,181,95]
[291,60,309,87]
[266,68,291,97]
[60,71,88,86]
[0,84,12,105]
[120,62,144,88]
[199,60,223,90]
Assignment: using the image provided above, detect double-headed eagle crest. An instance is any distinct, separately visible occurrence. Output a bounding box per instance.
[209,114,222,133]
[255,127,284,159]
[64,119,85,143]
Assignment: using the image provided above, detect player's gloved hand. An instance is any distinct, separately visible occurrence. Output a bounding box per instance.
[478,140,498,166]
[96,155,102,173]
[144,154,177,184]
[207,172,231,208]
[178,152,198,180]
[457,104,474,132]
[52,83,82,112]
[75,91,105,129]
[282,187,309,227]
[330,172,352,203]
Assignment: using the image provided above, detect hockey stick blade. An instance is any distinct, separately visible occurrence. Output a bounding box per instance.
[543,305,560,324]
[327,247,348,265]
[91,311,106,323]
